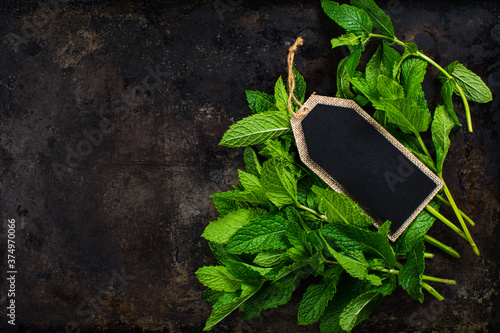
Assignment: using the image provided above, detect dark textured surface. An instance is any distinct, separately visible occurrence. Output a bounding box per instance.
[0,0,499,332]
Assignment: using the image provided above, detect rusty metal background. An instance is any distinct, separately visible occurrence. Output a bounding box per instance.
[0,0,499,332]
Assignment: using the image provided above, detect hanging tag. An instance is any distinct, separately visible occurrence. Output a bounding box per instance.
[291,95,443,241]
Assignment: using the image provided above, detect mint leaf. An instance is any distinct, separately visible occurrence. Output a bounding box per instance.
[330,249,369,280]
[365,45,384,83]
[319,279,369,333]
[261,158,298,208]
[259,139,293,162]
[285,218,312,253]
[440,79,461,126]
[293,66,306,105]
[431,104,455,173]
[377,220,391,236]
[274,76,289,113]
[336,47,363,98]
[331,32,361,49]
[395,200,440,254]
[312,185,372,227]
[202,208,263,244]
[203,282,263,331]
[211,190,249,216]
[350,0,394,37]
[399,240,425,302]
[339,289,383,331]
[245,90,278,114]
[401,57,427,100]
[372,98,431,134]
[298,266,343,325]
[253,250,285,267]
[321,1,372,34]
[244,146,262,176]
[226,261,263,281]
[219,111,291,148]
[323,222,396,267]
[204,288,224,304]
[242,275,298,319]
[226,213,290,254]
[350,76,380,103]
[238,169,263,192]
[376,74,405,100]
[196,266,244,292]
[382,42,401,78]
[444,61,493,103]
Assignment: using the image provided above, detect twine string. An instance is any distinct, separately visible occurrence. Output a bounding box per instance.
[287,37,308,117]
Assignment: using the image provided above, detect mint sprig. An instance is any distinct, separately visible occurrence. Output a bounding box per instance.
[323,0,487,256]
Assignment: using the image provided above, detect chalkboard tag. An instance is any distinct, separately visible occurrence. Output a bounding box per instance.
[290,95,444,241]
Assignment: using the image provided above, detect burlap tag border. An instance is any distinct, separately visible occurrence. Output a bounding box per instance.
[291,95,444,241]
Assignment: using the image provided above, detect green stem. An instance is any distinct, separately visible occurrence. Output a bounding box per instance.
[415,132,433,162]
[425,205,467,240]
[423,234,460,258]
[422,282,444,301]
[296,203,328,221]
[369,33,473,132]
[435,193,475,226]
[439,178,480,256]
[378,268,455,285]
[398,252,434,260]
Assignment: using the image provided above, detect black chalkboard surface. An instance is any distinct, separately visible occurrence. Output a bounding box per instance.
[291,96,443,240]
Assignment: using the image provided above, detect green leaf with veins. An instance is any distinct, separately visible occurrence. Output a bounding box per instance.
[226,213,290,254]
[401,57,427,100]
[245,90,278,114]
[322,1,373,34]
[350,0,394,37]
[261,158,298,208]
[395,200,440,254]
[219,111,291,148]
[298,266,343,325]
[196,266,244,292]
[244,146,262,176]
[202,208,263,244]
[203,282,263,331]
[372,97,431,134]
[440,79,461,126]
[336,47,363,98]
[274,76,289,114]
[253,250,285,267]
[331,32,362,49]
[442,61,493,103]
[312,185,372,227]
[431,104,455,173]
[376,74,405,99]
[399,240,425,302]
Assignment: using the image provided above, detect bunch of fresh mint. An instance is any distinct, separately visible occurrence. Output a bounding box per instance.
[322,0,492,256]
[197,70,456,331]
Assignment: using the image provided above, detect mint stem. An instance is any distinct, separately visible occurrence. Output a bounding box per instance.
[368,33,473,132]
[422,282,445,301]
[296,203,328,221]
[435,193,475,226]
[424,205,467,240]
[423,234,460,258]
[439,177,480,256]
[398,252,434,260]
[378,268,456,285]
